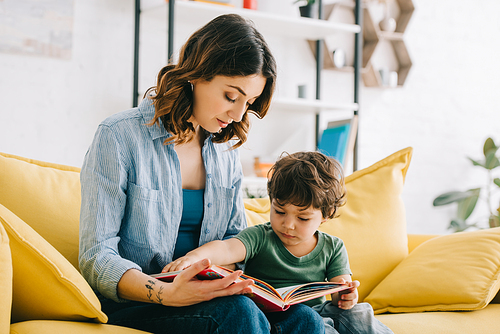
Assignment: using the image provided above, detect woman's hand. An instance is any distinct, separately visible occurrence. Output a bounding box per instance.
[337,279,360,310]
[163,258,254,307]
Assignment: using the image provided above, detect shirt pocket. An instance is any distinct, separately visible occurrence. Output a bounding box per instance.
[211,185,237,239]
[121,181,163,248]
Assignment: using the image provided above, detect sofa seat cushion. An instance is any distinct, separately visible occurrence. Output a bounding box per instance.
[0,204,107,323]
[0,152,81,269]
[10,320,151,334]
[366,227,500,314]
[0,222,12,334]
[375,303,500,334]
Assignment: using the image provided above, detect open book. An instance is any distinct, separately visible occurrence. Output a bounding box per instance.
[151,265,349,312]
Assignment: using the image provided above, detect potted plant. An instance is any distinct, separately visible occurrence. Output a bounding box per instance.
[433,137,500,232]
[294,0,316,18]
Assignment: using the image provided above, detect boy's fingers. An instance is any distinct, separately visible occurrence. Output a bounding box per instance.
[161,264,171,273]
[350,280,360,289]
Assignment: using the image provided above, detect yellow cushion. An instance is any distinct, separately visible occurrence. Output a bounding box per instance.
[0,222,12,334]
[365,227,500,314]
[375,304,500,334]
[10,320,150,334]
[407,234,439,253]
[244,198,271,226]
[319,147,412,301]
[0,152,81,269]
[0,204,107,323]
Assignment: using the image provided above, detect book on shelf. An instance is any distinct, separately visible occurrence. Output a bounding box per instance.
[151,265,349,312]
[317,115,358,167]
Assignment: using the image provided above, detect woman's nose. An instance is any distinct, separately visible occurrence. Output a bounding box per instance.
[228,102,247,123]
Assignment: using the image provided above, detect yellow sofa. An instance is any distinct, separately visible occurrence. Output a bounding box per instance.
[1,147,500,334]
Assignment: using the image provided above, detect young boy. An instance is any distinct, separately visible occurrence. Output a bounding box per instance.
[164,151,393,334]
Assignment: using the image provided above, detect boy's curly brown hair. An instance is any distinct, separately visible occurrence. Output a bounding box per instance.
[267,151,346,220]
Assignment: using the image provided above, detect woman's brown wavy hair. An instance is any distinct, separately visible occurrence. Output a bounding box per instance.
[146,14,277,148]
[267,151,346,220]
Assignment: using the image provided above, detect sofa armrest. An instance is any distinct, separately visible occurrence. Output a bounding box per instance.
[407,234,440,253]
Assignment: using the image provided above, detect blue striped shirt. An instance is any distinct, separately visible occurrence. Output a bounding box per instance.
[79,98,247,302]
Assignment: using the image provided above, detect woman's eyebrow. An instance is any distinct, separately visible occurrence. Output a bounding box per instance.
[227,85,247,96]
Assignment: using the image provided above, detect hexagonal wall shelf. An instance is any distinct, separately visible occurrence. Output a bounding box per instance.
[362,33,412,87]
[394,0,415,33]
[306,0,414,88]
[362,0,414,87]
[307,2,360,71]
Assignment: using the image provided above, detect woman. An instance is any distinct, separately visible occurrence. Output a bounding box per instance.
[79,14,325,334]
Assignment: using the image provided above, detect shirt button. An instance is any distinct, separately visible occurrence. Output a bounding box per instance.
[205,229,210,234]
[207,174,212,178]
[207,203,212,208]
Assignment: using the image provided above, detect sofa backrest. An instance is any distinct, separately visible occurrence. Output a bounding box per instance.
[0,152,82,269]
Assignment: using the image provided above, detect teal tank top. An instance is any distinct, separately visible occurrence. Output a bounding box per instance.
[173,189,204,260]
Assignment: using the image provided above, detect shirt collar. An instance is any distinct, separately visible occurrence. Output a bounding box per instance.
[138,97,172,141]
[138,97,215,144]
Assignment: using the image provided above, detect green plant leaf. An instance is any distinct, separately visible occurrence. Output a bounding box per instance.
[483,137,498,157]
[456,189,480,220]
[468,157,486,168]
[489,215,500,228]
[494,178,500,188]
[433,190,479,206]
[484,150,500,170]
[450,219,474,232]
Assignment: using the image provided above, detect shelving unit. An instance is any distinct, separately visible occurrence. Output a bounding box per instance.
[361,0,414,87]
[133,0,362,169]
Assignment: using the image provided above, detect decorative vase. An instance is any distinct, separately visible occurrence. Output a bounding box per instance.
[299,4,314,18]
[379,2,396,32]
[379,17,396,32]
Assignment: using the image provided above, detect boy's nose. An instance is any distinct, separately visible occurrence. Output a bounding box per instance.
[282,216,295,230]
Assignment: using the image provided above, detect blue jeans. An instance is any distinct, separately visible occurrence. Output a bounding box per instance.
[100,295,324,334]
[313,302,394,334]
[266,303,325,334]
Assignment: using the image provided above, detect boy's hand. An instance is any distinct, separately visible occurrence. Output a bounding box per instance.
[162,255,201,273]
[337,279,360,310]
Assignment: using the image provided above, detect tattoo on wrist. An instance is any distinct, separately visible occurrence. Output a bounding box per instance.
[145,281,155,302]
[156,286,164,304]
[145,279,164,304]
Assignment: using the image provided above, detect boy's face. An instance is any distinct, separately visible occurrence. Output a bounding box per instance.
[269,199,326,257]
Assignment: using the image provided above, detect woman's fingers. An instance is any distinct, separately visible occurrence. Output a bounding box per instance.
[205,270,254,297]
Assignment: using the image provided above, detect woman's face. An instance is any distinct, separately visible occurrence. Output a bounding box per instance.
[190,74,267,133]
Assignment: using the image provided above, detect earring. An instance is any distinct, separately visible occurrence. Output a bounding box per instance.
[188,81,193,91]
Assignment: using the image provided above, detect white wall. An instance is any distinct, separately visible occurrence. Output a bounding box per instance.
[358,0,500,234]
[0,0,134,166]
[1,0,499,234]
